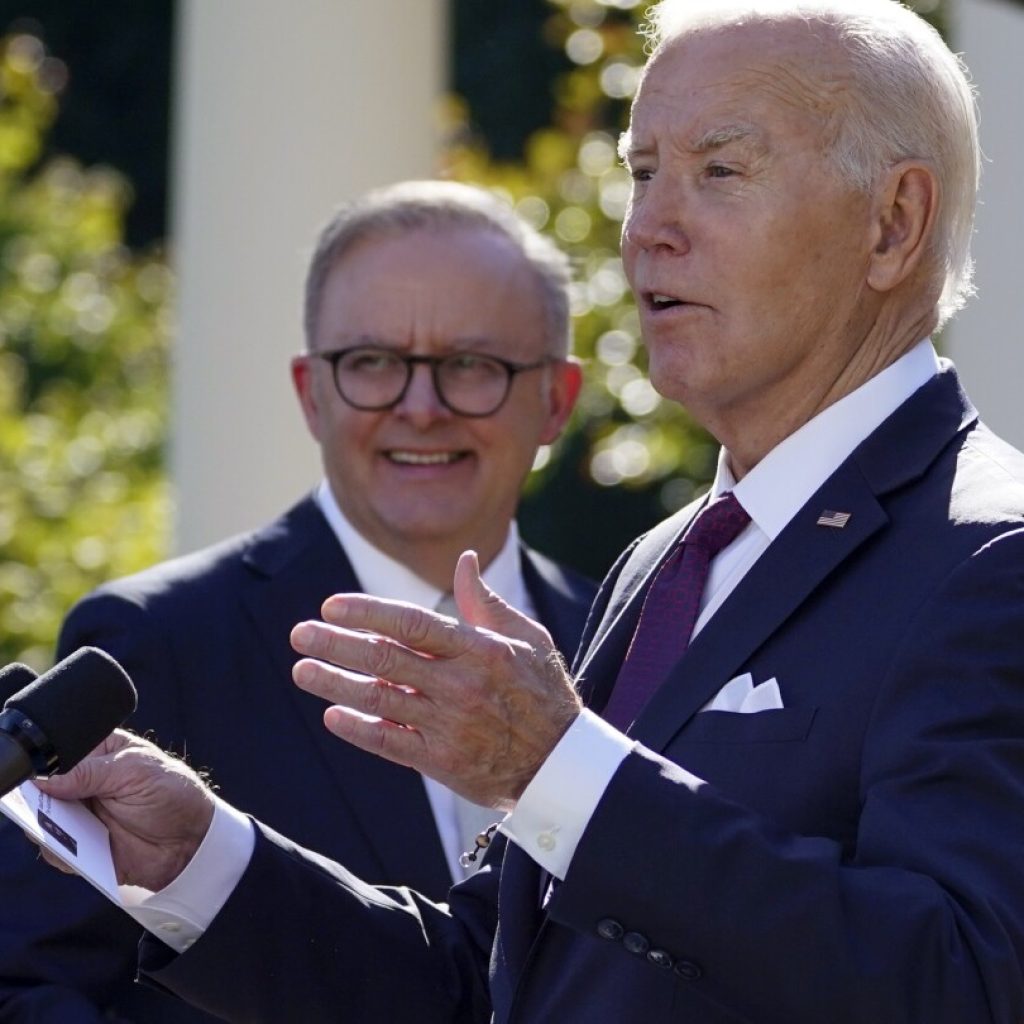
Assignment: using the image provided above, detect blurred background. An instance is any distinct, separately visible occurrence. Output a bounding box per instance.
[0,0,1021,666]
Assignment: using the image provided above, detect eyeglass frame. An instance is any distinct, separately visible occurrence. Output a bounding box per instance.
[303,344,559,418]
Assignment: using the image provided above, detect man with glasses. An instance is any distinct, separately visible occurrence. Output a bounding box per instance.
[0,180,593,1023]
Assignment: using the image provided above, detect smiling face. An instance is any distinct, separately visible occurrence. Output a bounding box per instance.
[291,226,580,585]
[621,20,883,471]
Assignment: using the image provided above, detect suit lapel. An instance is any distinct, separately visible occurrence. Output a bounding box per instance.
[634,459,887,749]
[238,496,450,894]
[586,366,977,753]
[573,503,704,713]
[520,546,593,663]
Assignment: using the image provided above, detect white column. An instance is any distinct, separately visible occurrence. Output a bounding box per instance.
[170,0,446,552]
[946,0,1024,446]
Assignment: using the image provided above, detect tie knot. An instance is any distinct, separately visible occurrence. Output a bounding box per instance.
[684,492,750,558]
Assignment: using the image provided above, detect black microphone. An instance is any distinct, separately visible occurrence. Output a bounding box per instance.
[0,663,38,703]
[0,648,137,798]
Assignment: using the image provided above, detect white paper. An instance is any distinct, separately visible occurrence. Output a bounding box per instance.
[0,781,125,904]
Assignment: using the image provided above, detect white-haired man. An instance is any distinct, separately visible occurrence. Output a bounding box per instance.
[39,2,1024,1021]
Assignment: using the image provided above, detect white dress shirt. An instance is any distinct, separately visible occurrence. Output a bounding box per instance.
[134,339,941,950]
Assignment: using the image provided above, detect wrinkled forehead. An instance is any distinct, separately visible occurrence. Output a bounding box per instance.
[624,17,850,152]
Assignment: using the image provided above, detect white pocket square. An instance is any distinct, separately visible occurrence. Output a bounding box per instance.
[700,673,784,714]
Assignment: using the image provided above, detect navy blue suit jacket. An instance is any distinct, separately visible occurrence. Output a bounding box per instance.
[140,366,1024,1023]
[0,496,596,1023]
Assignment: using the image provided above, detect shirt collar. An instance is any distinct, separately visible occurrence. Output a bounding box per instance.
[712,338,941,540]
[313,481,528,611]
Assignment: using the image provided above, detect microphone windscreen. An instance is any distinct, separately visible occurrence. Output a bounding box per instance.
[3,648,138,773]
[0,664,38,703]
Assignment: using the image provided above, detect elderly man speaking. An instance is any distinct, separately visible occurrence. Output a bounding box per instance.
[38,1,1024,1021]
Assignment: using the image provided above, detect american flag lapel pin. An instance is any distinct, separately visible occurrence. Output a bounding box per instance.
[816,510,852,529]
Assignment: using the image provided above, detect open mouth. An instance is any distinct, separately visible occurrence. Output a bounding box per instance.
[385,450,468,466]
[646,292,686,311]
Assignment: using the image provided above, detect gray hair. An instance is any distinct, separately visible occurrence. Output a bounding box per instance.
[304,180,572,355]
[643,0,980,327]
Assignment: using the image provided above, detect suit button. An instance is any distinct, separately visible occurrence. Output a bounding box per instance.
[596,918,624,941]
[623,931,650,955]
[647,948,673,969]
[673,960,703,981]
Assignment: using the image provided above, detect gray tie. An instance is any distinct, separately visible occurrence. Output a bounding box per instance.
[436,592,500,874]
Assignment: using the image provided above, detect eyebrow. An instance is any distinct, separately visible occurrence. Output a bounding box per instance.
[619,121,765,164]
[689,122,762,153]
[617,130,634,163]
[332,334,500,354]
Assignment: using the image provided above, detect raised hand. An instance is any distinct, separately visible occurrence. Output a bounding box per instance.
[291,550,582,809]
[34,729,215,892]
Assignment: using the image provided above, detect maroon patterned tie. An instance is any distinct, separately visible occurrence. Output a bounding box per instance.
[602,492,751,731]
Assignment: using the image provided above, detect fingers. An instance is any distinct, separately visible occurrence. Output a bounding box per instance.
[35,729,144,801]
[21,832,75,874]
[317,595,467,658]
[454,550,505,629]
[321,705,425,769]
[292,657,430,728]
[37,843,78,875]
[298,565,555,671]
[69,728,137,764]
[289,577,578,808]
[37,751,124,802]
[453,551,553,649]
[290,617,453,696]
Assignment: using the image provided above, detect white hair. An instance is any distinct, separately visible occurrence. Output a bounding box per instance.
[643,0,980,327]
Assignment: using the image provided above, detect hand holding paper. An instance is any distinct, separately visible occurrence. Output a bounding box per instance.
[31,729,216,892]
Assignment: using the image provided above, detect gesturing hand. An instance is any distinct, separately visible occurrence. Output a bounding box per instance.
[35,729,216,892]
[291,550,583,810]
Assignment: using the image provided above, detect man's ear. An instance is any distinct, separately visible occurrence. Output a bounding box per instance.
[866,160,939,294]
[538,358,584,445]
[291,356,325,442]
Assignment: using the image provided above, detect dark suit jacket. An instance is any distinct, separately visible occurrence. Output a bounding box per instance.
[0,495,596,1023]
[141,366,1024,1023]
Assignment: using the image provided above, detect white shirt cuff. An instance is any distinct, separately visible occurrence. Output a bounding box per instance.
[123,797,255,953]
[501,709,631,879]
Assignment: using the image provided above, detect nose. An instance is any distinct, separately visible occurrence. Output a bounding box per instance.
[392,362,452,428]
[622,177,690,256]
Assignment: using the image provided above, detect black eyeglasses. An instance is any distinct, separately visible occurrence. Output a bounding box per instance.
[309,345,555,417]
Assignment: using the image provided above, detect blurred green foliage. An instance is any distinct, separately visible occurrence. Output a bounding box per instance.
[0,32,171,669]
[449,0,947,578]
